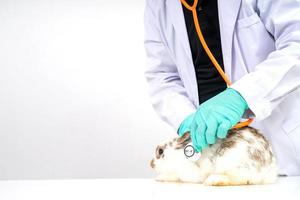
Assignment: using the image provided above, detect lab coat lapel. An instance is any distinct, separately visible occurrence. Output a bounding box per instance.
[218,0,241,80]
[166,0,193,63]
[166,0,199,105]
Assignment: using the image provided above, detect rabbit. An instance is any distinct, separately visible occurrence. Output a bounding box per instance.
[150,126,278,186]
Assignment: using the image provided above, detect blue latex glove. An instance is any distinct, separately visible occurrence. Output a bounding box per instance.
[190,88,248,152]
[178,113,195,136]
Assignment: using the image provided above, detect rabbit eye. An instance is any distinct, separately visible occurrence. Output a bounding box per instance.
[158,148,164,155]
[155,145,166,159]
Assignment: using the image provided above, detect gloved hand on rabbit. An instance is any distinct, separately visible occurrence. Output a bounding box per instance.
[178,88,248,152]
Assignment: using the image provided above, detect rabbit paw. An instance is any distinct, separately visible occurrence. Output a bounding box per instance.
[155,174,179,183]
[203,174,231,186]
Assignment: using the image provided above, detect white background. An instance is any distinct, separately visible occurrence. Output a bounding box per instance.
[0,0,175,179]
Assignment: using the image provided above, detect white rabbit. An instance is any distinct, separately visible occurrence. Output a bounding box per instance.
[150,126,278,186]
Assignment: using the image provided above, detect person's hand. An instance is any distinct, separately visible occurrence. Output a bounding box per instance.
[190,88,248,152]
[178,113,195,136]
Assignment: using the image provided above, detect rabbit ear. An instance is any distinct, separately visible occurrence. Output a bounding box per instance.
[175,132,191,149]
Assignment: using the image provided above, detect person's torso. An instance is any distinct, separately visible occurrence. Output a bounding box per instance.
[147,0,300,176]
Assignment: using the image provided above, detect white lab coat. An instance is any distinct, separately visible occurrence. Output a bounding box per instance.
[144,0,300,175]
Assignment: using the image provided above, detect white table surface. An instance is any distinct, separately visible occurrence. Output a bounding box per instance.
[0,177,299,200]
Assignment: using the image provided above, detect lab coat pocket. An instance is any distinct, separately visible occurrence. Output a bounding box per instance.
[282,113,300,156]
[236,13,261,29]
[234,12,275,72]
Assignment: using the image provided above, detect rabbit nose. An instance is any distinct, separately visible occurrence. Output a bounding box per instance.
[150,159,155,169]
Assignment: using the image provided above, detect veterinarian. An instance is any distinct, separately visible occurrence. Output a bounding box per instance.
[144,0,300,176]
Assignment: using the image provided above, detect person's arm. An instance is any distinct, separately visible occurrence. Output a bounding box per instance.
[144,1,196,130]
[230,0,300,121]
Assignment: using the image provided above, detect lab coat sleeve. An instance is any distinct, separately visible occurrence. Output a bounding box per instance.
[230,0,300,121]
[143,1,196,130]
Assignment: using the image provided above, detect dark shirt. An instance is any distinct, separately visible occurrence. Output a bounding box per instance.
[182,0,227,104]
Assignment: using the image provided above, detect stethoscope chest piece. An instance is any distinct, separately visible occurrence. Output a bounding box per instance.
[184,144,201,161]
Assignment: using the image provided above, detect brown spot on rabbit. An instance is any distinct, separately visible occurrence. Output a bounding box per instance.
[150,159,155,169]
[248,147,267,167]
[175,132,191,149]
[241,127,269,145]
[217,140,236,156]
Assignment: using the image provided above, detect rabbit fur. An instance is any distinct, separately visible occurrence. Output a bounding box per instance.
[150,126,278,186]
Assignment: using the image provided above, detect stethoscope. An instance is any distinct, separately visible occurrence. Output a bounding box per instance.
[180,0,253,129]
